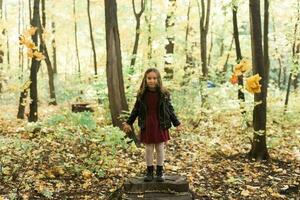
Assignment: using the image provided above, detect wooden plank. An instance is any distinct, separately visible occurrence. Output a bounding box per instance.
[124,175,189,193]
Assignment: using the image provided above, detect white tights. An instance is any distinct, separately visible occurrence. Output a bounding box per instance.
[145,142,165,166]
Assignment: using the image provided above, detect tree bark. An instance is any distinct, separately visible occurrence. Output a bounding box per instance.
[73,0,80,75]
[271,17,283,89]
[197,0,211,77]
[164,0,176,80]
[130,0,145,69]
[87,0,97,75]
[41,0,57,105]
[28,0,42,122]
[264,0,270,88]
[182,0,194,85]
[232,5,245,109]
[51,21,57,74]
[4,3,9,68]
[248,0,269,161]
[0,0,3,93]
[145,0,153,63]
[222,36,233,72]
[292,0,300,89]
[104,0,139,145]
[285,0,299,108]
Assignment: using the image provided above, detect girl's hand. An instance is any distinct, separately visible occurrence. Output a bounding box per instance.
[122,122,132,133]
[176,124,183,132]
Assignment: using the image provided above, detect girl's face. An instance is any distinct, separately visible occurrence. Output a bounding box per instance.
[146,71,158,90]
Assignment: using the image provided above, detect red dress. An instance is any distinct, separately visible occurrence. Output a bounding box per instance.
[140,90,170,144]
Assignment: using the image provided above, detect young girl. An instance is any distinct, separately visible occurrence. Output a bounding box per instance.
[123,68,182,182]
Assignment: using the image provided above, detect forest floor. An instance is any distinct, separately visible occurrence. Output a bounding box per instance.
[0,96,299,200]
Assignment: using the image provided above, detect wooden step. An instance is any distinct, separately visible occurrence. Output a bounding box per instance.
[123,175,192,200]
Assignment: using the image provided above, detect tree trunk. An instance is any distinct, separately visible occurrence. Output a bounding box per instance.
[28,0,41,122]
[285,0,299,108]
[292,0,300,89]
[18,0,24,80]
[104,0,139,145]
[222,36,234,72]
[73,0,80,75]
[4,3,9,68]
[264,0,270,88]
[182,0,194,85]
[271,17,283,89]
[248,0,269,161]
[87,0,97,75]
[197,0,211,77]
[0,0,3,93]
[41,0,57,105]
[232,5,245,110]
[130,0,145,70]
[51,21,57,74]
[145,0,153,63]
[207,28,213,67]
[164,0,176,80]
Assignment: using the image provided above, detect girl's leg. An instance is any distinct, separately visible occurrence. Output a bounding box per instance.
[144,144,155,182]
[155,142,165,166]
[145,144,155,166]
[155,142,165,182]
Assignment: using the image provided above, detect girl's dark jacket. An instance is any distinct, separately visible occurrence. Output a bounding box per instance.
[126,90,181,130]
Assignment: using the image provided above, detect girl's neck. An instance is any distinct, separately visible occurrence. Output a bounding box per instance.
[147,87,157,92]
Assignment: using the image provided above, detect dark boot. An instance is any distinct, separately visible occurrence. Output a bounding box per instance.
[144,166,154,182]
[156,165,164,182]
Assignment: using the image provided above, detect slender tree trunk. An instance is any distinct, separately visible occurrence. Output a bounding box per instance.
[232,5,245,109]
[29,0,32,21]
[284,73,293,110]
[0,0,3,93]
[182,0,194,85]
[164,0,176,80]
[264,0,270,88]
[40,0,57,105]
[292,0,300,89]
[104,0,139,145]
[73,0,80,75]
[197,0,211,77]
[272,17,283,88]
[285,0,300,108]
[87,0,97,75]
[28,0,42,122]
[207,28,213,67]
[4,3,9,68]
[248,0,269,161]
[18,0,24,80]
[145,0,153,64]
[130,0,145,70]
[51,21,57,74]
[222,36,234,72]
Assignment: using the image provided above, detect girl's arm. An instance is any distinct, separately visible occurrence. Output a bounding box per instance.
[126,97,140,125]
[166,95,181,127]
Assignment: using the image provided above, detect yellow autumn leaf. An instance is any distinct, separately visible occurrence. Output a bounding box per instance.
[19,35,26,45]
[33,51,45,61]
[24,26,37,36]
[234,59,251,75]
[21,80,32,90]
[27,49,34,58]
[241,189,250,196]
[245,74,262,94]
[25,41,36,49]
[82,169,93,179]
[52,166,65,175]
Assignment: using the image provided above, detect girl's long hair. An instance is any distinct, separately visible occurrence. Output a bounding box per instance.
[137,68,169,99]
